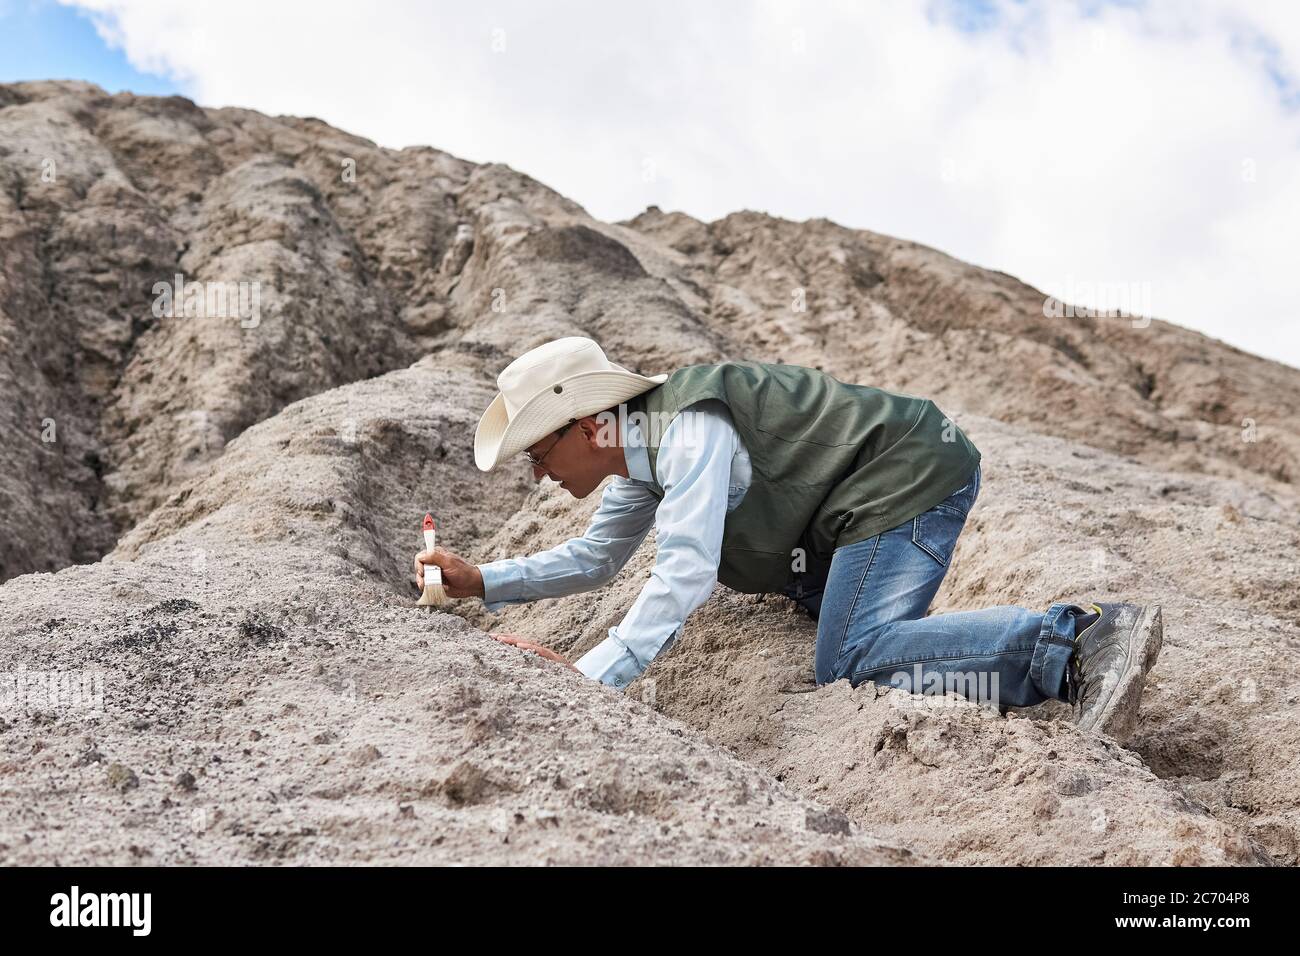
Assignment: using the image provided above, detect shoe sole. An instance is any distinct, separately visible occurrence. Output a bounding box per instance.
[1077,604,1163,743]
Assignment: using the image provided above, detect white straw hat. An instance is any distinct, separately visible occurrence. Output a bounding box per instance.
[474,337,668,471]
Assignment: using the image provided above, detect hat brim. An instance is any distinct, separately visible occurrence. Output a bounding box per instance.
[474,368,669,472]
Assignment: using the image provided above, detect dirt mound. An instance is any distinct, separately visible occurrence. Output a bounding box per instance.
[0,571,912,864]
[2,81,1298,864]
[0,354,914,864]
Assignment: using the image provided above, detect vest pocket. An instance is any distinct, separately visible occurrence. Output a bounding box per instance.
[720,547,793,594]
[911,507,965,567]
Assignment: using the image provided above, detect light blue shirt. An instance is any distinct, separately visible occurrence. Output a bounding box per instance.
[477,400,752,689]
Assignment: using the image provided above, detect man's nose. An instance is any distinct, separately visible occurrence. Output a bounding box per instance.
[531,463,547,481]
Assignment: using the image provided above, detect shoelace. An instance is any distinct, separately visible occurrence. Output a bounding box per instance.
[1067,610,1104,708]
[1078,668,1103,708]
[1070,638,1108,710]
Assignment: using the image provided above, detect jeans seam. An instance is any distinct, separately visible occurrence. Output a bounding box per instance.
[833,536,882,668]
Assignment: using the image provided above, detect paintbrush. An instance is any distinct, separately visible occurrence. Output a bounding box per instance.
[416,513,450,608]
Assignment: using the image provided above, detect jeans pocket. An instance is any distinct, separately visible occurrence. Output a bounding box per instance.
[912,506,965,567]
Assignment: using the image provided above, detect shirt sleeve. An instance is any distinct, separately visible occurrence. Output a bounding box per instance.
[477,476,658,611]
[575,404,737,689]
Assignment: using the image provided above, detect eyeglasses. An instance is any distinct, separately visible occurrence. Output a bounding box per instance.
[522,421,575,469]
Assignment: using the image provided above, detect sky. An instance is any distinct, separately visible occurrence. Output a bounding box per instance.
[2,0,1298,369]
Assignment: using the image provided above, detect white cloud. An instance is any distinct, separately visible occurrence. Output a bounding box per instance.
[64,0,1300,368]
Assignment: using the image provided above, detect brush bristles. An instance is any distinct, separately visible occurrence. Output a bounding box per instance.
[417,581,450,608]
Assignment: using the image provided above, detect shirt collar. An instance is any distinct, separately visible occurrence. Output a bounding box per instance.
[621,409,653,482]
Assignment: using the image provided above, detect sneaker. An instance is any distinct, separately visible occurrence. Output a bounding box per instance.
[1067,603,1163,743]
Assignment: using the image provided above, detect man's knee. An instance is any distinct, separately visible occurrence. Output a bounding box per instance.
[814,646,875,686]
[814,622,890,686]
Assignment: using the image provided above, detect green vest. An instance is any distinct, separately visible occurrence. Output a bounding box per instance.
[624,362,981,594]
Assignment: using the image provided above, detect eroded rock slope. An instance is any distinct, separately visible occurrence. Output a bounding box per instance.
[2,81,1297,864]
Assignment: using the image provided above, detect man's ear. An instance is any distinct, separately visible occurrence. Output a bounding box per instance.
[577,415,615,450]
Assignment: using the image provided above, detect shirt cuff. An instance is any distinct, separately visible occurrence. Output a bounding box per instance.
[574,631,645,690]
[478,560,525,612]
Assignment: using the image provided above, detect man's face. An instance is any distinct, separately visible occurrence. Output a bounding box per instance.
[523,418,608,498]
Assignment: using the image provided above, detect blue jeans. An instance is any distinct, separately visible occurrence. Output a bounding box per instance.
[782,465,1086,709]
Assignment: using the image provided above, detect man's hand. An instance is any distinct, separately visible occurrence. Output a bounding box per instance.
[413,547,485,599]
[492,633,580,673]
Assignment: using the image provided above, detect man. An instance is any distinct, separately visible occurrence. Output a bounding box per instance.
[416,337,1163,742]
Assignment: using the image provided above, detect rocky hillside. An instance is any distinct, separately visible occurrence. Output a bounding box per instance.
[1,81,1296,864]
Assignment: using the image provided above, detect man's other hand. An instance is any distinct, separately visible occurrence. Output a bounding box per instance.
[413,547,485,599]
[492,634,580,672]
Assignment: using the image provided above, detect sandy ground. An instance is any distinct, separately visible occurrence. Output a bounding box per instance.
[2,81,1297,865]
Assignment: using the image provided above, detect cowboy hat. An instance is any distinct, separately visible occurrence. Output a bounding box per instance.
[474,336,668,471]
